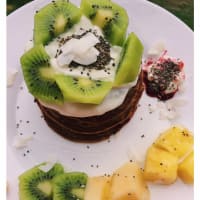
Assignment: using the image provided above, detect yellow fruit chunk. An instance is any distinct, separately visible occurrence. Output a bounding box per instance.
[84,176,111,200]
[110,162,150,200]
[144,146,178,184]
[154,126,193,159]
[178,151,194,184]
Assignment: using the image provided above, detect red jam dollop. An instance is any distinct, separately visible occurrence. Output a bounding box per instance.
[142,50,185,100]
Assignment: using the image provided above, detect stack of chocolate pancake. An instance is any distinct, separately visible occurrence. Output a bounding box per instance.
[36,72,144,142]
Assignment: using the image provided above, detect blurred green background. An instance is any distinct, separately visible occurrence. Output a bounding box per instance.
[7,0,193,30]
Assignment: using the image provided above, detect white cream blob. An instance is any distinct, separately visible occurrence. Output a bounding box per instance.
[39,80,138,117]
[45,16,122,82]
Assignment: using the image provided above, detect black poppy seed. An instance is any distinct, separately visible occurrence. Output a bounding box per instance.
[26,121,30,123]
[20,120,22,123]
[73,157,76,161]
[33,131,36,135]
[54,96,58,100]
[41,115,44,118]
[149,111,152,114]
[129,159,133,162]
[112,63,115,67]
[107,139,111,143]
[128,193,131,196]
[81,71,83,75]
[87,72,90,76]
[90,164,94,168]
[96,165,99,168]
[23,153,26,157]
[86,145,90,149]
[160,162,163,166]
[16,124,19,128]
[20,86,23,90]
[140,117,143,120]
[27,150,30,153]
[20,133,23,136]
[17,106,20,109]
[35,10,39,13]
[70,69,73,72]
[107,72,111,75]
[133,176,135,178]
[141,134,145,138]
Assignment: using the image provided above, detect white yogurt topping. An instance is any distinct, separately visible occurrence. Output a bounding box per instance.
[39,81,137,117]
[45,16,122,82]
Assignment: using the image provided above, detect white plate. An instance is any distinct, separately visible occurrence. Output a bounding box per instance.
[7,0,194,199]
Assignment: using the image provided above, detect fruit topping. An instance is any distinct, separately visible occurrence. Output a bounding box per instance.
[178,151,194,184]
[154,126,193,159]
[114,32,144,87]
[80,0,128,46]
[20,45,64,104]
[143,50,185,100]
[53,172,88,200]
[55,75,113,104]
[19,163,64,200]
[34,0,82,45]
[144,125,193,185]
[144,145,178,185]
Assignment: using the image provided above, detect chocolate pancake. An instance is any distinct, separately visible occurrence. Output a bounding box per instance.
[36,72,144,142]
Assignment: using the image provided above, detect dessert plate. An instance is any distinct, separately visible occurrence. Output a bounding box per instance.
[7,0,194,199]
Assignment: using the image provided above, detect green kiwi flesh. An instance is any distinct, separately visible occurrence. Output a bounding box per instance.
[53,172,88,200]
[34,0,82,45]
[80,0,128,46]
[55,75,113,104]
[20,45,64,104]
[19,163,64,200]
[114,32,144,87]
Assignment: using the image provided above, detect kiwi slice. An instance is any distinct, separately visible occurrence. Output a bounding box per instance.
[53,172,88,200]
[34,0,82,45]
[80,0,128,46]
[19,163,64,200]
[55,75,113,104]
[114,32,144,87]
[20,45,64,104]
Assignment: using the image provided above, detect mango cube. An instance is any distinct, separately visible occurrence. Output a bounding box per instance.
[84,176,111,200]
[178,151,194,184]
[144,145,178,184]
[154,126,193,159]
[110,162,150,200]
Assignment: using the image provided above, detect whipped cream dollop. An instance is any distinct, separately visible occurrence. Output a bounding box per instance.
[143,50,185,100]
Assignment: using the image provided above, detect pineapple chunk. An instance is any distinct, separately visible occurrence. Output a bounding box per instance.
[178,151,194,184]
[110,162,150,200]
[154,126,193,159]
[144,146,178,184]
[84,176,111,200]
